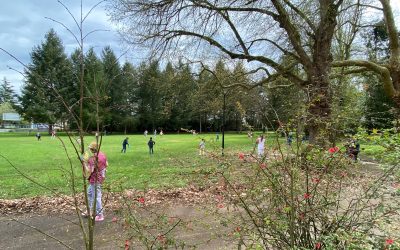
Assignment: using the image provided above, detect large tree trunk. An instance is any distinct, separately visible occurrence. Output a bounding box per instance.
[306,68,332,146]
[307,86,331,146]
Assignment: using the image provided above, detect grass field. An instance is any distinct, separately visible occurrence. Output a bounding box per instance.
[0,132,278,199]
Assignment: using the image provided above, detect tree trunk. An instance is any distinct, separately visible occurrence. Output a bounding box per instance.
[306,79,332,147]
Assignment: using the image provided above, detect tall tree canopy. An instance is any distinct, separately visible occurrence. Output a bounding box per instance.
[108,0,400,144]
[20,29,74,129]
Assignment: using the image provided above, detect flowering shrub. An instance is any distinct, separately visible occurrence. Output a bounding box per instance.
[213,134,400,249]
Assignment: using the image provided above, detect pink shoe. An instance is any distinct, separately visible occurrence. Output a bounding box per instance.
[95,214,104,222]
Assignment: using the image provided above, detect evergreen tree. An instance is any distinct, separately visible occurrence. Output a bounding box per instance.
[136,61,162,131]
[20,29,74,130]
[83,48,107,131]
[362,21,395,129]
[0,77,18,106]
[159,61,196,131]
[101,46,122,131]
[119,62,138,132]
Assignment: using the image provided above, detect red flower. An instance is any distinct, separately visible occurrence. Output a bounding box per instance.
[112,217,118,223]
[138,197,145,204]
[260,163,267,169]
[217,203,224,208]
[235,226,241,232]
[238,153,245,160]
[303,193,311,199]
[157,235,166,244]
[125,240,130,250]
[385,238,394,245]
[312,178,320,183]
[315,242,322,249]
[328,146,339,153]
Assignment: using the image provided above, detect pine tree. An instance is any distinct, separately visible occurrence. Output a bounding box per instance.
[0,77,18,106]
[101,46,123,131]
[20,29,74,129]
[136,61,162,131]
[82,48,107,131]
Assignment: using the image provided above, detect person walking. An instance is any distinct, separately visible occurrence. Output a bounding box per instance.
[36,132,41,141]
[148,137,156,155]
[83,141,108,222]
[144,130,148,137]
[199,139,206,156]
[121,137,129,153]
[256,134,265,158]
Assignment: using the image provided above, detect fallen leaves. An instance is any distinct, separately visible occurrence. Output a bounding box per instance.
[0,185,226,215]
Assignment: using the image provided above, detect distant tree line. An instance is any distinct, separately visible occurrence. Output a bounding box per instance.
[15,29,301,133]
[2,26,396,135]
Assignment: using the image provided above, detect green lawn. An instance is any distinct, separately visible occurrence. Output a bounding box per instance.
[0,132,277,199]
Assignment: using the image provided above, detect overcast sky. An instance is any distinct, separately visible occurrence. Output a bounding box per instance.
[0,0,128,93]
[1,1,400,94]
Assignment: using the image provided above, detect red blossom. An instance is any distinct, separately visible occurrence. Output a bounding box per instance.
[217,203,224,208]
[260,163,267,169]
[112,217,118,223]
[238,153,245,160]
[157,235,166,244]
[303,193,312,199]
[125,240,130,250]
[138,197,145,204]
[235,226,241,232]
[392,183,400,189]
[315,242,322,249]
[328,146,339,153]
[385,238,394,245]
[312,178,320,183]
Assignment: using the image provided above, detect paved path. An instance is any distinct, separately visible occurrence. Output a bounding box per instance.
[0,205,234,249]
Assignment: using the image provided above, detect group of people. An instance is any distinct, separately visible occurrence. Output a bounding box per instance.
[120,136,156,155]
[255,134,361,162]
[144,129,164,137]
[81,132,361,223]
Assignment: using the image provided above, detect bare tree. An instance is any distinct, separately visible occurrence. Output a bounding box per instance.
[108,0,374,145]
[332,0,400,107]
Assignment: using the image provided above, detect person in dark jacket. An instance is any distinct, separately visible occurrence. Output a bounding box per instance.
[148,137,156,154]
[121,137,129,153]
[346,138,360,162]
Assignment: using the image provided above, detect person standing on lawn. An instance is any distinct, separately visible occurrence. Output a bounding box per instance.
[121,137,129,153]
[199,138,206,155]
[256,134,265,158]
[83,141,108,222]
[148,137,156,155]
